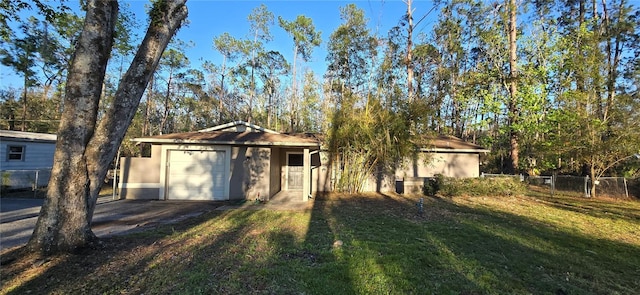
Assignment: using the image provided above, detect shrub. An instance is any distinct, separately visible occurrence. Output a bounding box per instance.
[422,174,444,196]
[439,176,527,197]
[1,171,11,192]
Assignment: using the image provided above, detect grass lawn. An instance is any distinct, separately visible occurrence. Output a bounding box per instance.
[1,190,639,294]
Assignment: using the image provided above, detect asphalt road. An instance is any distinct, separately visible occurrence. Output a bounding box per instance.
[0,196,223,252]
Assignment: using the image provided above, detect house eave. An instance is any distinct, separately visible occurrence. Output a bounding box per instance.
[131,138,319,148]
[420,148,490,153]
[0,130,57,143]
[0,137,56,144]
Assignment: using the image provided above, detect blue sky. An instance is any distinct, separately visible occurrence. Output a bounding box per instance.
[0,0,440,89]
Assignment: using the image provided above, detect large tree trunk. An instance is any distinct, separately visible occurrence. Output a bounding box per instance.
[86,0,187,219]
[28,0,118,254]
[28,0,188,255]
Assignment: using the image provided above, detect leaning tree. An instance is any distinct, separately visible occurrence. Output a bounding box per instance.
[27,0,188,255]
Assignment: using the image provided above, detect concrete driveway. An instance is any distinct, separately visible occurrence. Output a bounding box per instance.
[0,196,223,252]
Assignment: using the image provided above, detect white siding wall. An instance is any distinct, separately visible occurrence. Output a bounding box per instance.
[0,140,55,170]
[1,140,55,188]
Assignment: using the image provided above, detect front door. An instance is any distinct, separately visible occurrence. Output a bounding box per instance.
[287,153,303,190]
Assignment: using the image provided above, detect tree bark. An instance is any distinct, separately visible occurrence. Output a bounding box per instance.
[28,0,188,255]
[159,68,174,134]
[405,0,414,103]
[590,161,597,198]
[290,45,298,132]
[86,0,187,226]
[142,75,154,137]
[28,0,118,254]
[219,56,226,123]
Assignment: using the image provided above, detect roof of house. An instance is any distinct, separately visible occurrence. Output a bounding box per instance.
[0,130,57,143]
[286,133,488,153]
[132,130,320,147]
[131,121,486,152]
[423,135,489,153]
[198,120,278,134]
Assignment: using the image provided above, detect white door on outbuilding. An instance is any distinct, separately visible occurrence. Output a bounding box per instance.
[167,150,228,200]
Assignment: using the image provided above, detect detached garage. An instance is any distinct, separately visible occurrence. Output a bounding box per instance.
[118,121,320,202]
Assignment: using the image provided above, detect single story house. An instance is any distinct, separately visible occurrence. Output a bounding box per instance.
[0,130,56,189]
[119,121,321,201]
[118,121,488,201]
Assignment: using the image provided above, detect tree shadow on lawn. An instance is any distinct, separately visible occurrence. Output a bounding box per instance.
[442,199,640,293]
[2,193,639,294]
[0,208,256,295]
[531,194,640,224]
[300,193,640,294]
[286,194,490,294]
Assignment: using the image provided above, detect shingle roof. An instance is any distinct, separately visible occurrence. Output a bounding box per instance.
[0,130,57,143]
[132,131,320,147]
[425,135,489,152]
[131,121,485,152]
[198,120,278,133]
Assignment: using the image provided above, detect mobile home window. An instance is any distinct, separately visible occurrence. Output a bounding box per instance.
[7,145,25,161]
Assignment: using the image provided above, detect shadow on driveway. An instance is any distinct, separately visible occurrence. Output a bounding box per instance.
[0,196,224,252]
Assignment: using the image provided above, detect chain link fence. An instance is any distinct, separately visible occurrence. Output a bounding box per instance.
[1,168,52,191]
[482,173,634,199]
[586,177,630,198]
[545,175,630,198]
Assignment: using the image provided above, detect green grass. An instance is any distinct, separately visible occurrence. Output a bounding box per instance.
[2,191,639,294]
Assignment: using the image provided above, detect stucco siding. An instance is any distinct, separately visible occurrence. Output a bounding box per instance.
[229,146,271,200]
[311,152,394,193]
[397,152,480,178]
[361,172,396,193]
[119,147,162,199]
[120,157,161,184]
[311,151,332,193]
[311,151,481,194]
[394,152,481,194]
[118,145,162,199]
[269,147,281,199]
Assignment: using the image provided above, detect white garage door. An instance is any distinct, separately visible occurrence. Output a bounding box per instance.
[167,150,228,200]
